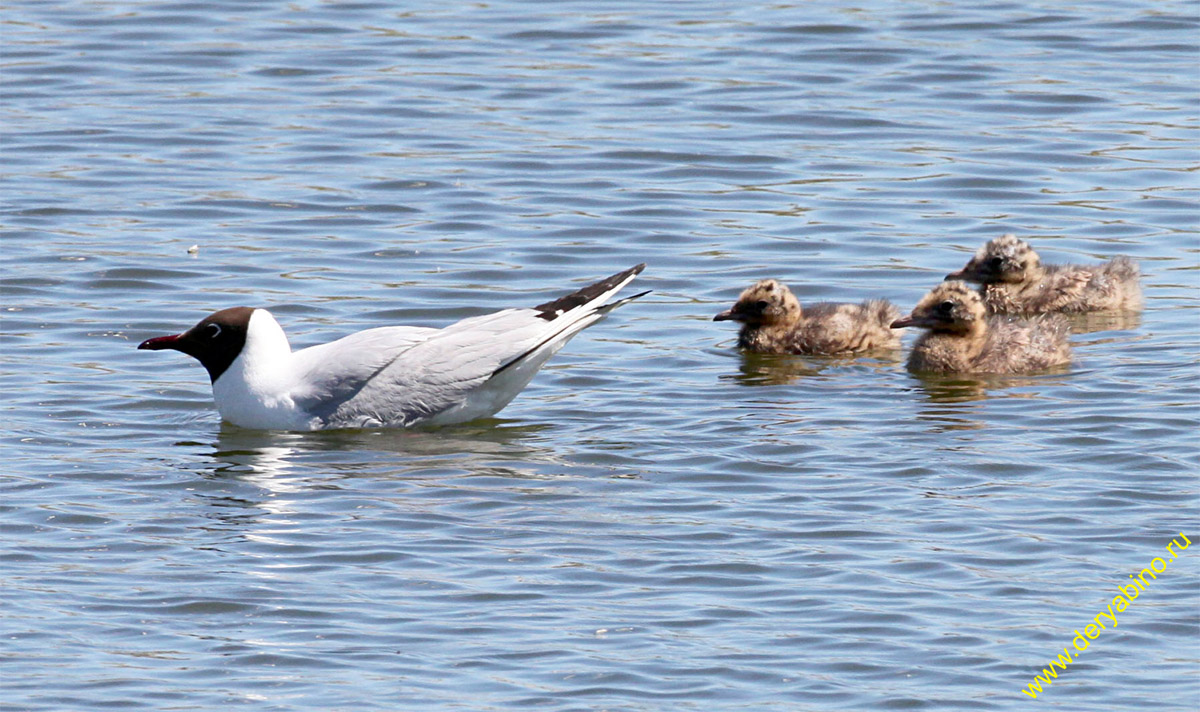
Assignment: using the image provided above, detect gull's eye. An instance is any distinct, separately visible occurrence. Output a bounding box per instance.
[206,323,222,339]
[987,256,1003,270]
[937,300,956,314]
[755,300,770,311]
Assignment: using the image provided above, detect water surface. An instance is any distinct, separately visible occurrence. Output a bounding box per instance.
[3,1,1198,710]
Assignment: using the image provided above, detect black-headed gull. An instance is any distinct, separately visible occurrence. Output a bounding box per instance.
[139,264,647,430]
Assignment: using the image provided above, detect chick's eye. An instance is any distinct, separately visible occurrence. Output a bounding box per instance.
[937,300,956,314]
[755,300,770,311]
[206,323,222,339]
[987,257,1003,269]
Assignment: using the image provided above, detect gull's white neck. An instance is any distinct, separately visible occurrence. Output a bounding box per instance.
[211,309,312,429]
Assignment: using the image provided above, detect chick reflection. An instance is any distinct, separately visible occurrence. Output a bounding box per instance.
[723,351,821,386]
[1065,309,1142,335]
[906,372,991,404]
[901,371,988,435]
[721,350,902,387]
[905,370,1072,433]
[908,369,1073,400]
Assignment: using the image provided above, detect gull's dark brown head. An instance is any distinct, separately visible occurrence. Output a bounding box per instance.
[891,281,986,335]
[139,306,254,383]
[714,279,802,327]
[946,234,1041,284]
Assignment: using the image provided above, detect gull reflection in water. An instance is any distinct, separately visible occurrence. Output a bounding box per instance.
[181,420,560,539]
[207,419,556,481]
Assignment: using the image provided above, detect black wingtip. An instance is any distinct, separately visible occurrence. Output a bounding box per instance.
[534,264,647,321]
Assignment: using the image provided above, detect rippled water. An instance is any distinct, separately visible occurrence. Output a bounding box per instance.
[3,1,1198,710]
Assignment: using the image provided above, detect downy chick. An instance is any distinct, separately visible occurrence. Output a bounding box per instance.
[714,279,901,355]
[892,281,1071,374]
[946,234,1141,313]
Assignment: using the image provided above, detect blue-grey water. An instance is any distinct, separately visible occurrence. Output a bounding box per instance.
[3,1,1198,710]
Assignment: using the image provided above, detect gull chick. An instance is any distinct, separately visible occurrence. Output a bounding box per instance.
[139,265,648,430]
[946,234,1141,313]
[714,279,901,355]
[892,281,1071,374]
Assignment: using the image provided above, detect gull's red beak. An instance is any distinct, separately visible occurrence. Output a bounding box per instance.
[138,334,184,350]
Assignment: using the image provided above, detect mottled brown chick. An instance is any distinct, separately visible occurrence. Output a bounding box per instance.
[892,281,1072,374]
[946,234,1141,313]
[714,279,901,355]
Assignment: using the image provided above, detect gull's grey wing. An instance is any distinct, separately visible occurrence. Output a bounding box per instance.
[324,264,647,427]
[287,325,439,421]
[322,307,579,427]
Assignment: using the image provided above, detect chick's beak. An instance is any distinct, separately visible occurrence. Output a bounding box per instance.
[713,309,742,322]
[890,315,916,329]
